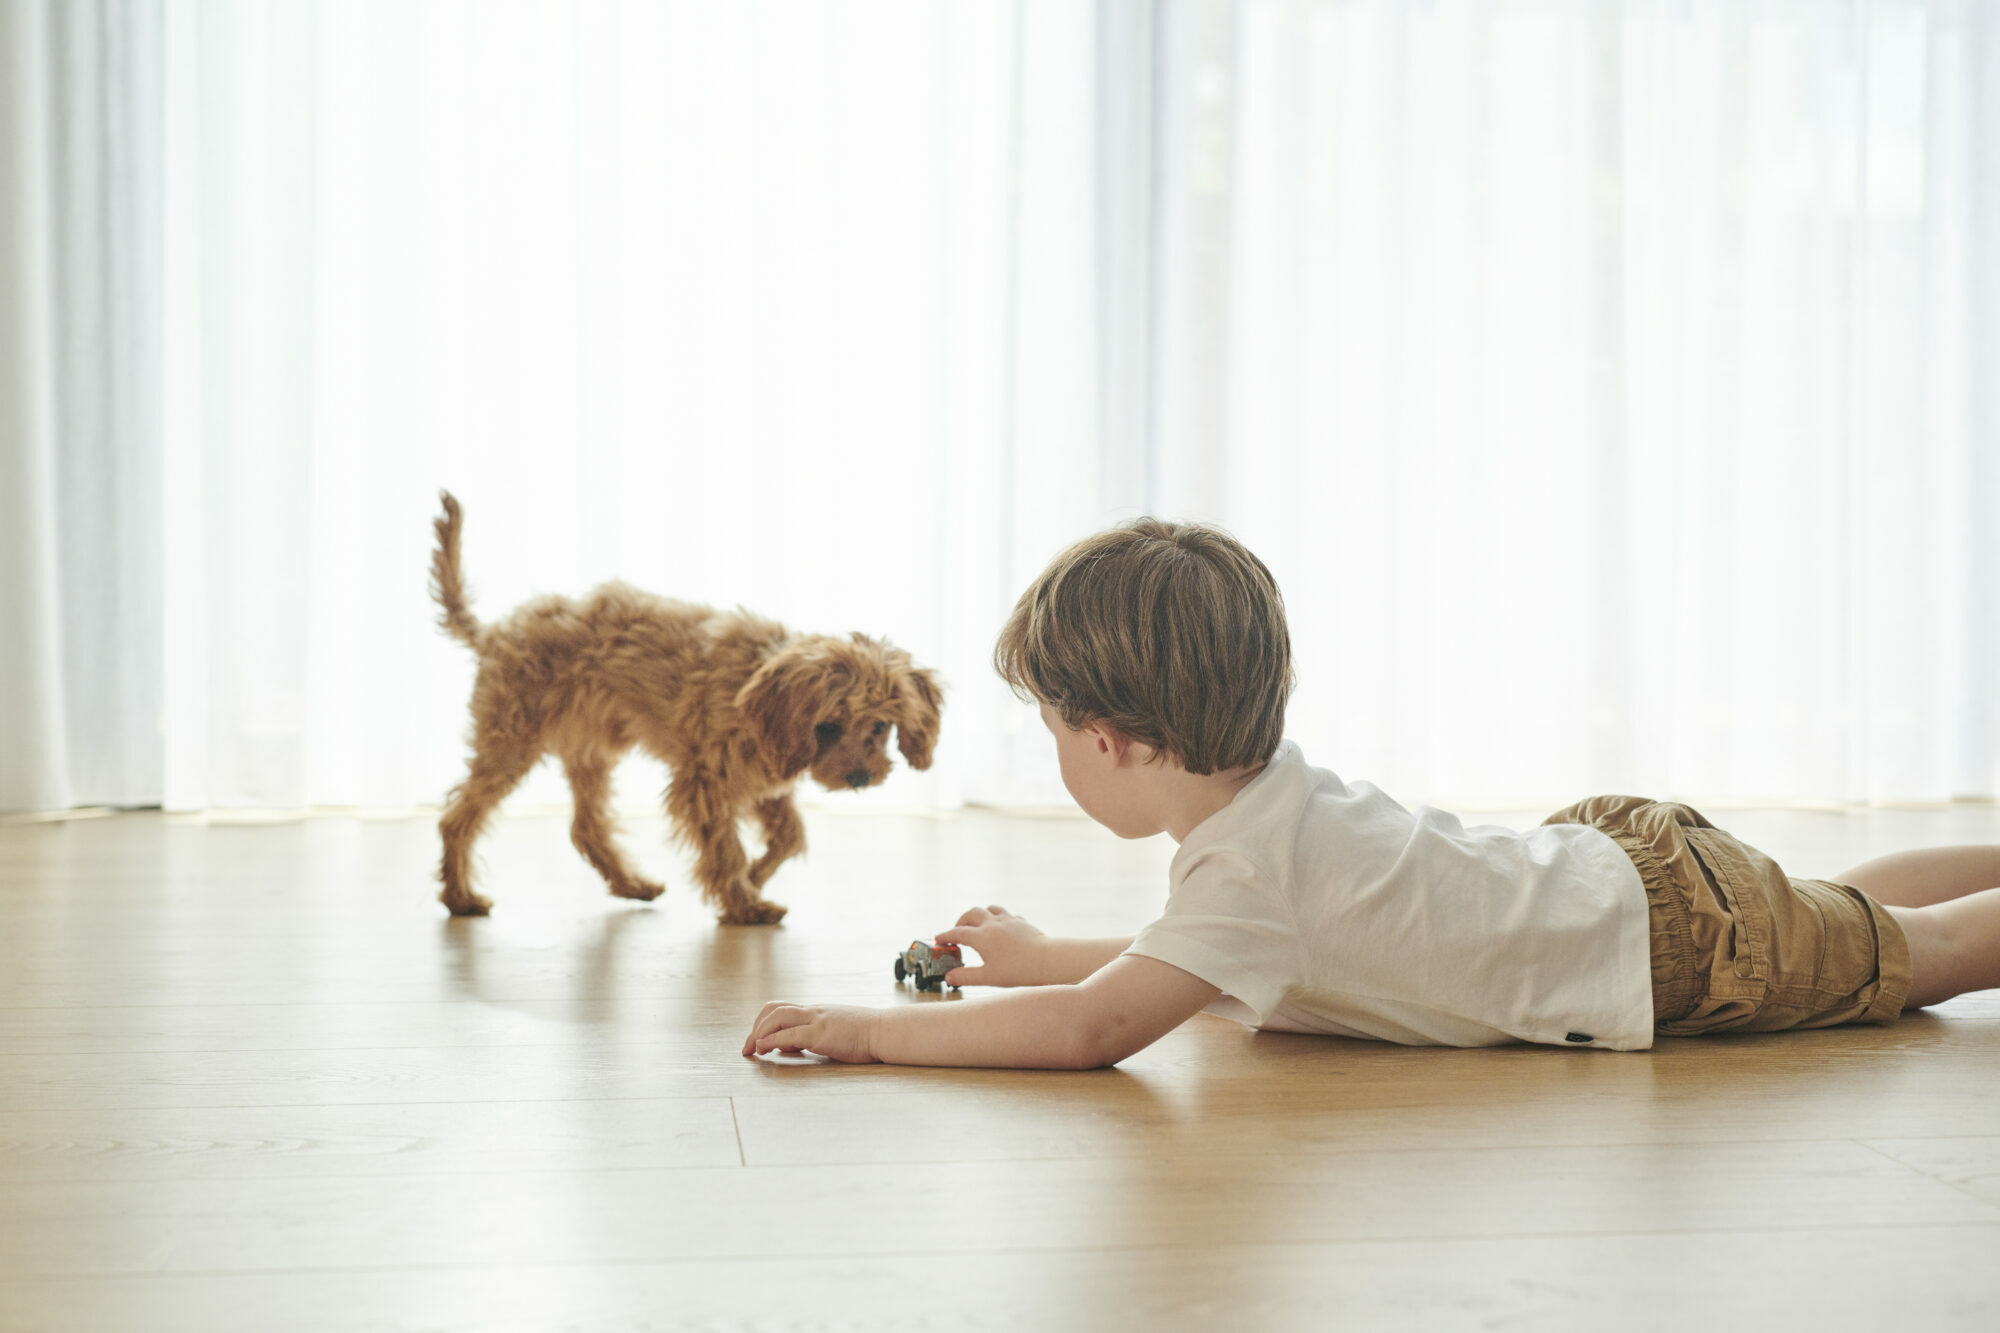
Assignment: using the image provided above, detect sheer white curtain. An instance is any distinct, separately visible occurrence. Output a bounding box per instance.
[1139,0,2000,806]
[155,0,1109,813]
[0,0,161,813]
[3,0,1996,814]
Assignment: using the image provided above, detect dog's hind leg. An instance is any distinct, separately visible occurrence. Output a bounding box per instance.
[562,749,665,903]
[747,793,806,889]
[667,770,787,925]
[438,731,540,916]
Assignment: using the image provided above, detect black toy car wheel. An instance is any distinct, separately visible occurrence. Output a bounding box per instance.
[894,957,907,982]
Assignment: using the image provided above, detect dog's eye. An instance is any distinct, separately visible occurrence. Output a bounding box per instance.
[871,721,887,737]
[815,722,844,746]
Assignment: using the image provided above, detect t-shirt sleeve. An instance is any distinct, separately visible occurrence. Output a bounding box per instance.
[1124,851,1299,1026]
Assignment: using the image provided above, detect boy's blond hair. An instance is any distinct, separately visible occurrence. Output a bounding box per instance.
[993,518,1293,775]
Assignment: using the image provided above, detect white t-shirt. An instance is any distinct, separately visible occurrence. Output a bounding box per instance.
[1125,741,1655,1050]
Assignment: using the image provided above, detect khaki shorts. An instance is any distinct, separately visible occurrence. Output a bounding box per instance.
[1544,796,1911,1035]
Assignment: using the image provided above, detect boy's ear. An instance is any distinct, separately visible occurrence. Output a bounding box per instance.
[1087,723,1159,767]
[1083,721,1130,761]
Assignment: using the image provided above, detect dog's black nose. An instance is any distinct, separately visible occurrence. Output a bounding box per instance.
[846,770,870,788]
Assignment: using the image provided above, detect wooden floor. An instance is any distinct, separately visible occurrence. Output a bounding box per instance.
[2,801,1997,1332]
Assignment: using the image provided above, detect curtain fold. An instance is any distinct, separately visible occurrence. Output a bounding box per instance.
[0,0,72,813]
[2,0,161,812]
[2,0,1995,814]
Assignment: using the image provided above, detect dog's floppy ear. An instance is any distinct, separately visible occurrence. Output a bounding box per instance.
[737,642,848,777]
[893,665,943,770]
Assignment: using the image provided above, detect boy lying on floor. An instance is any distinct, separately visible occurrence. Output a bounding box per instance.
[745,520,2000,1067]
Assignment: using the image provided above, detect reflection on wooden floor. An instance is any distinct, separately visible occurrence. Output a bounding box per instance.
[2,804,1997,1330]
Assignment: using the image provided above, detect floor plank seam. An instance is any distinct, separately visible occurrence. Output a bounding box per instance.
[728,1097,745,1167]
[0,1093,769,1114]
[1849,1137,1992,1207]
[10,1138,2000,1187]
[7,1219,2000,1282]
[6,1122,1997,1161]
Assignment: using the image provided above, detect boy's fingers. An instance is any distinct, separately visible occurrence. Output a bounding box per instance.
[758,1023,814,1054]
[933,926,980,948]
[750,1005,805,1044]
[955,906,991,927]
[987,904,1010,916]
[943,964,985,986]
[742,1007,792,1056]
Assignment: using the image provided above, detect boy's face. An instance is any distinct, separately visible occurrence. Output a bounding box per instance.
[1039,701,1161,839]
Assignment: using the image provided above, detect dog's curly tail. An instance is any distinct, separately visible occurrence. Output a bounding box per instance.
[430,490,482,647]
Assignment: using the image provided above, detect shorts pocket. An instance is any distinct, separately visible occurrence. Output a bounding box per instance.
[1787,879,1878,1000]
[1677,826,1772,997]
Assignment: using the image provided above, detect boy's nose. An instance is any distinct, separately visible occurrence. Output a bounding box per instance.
[846,770,870,788]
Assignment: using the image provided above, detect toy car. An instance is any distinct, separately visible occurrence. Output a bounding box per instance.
[894,940,962,992]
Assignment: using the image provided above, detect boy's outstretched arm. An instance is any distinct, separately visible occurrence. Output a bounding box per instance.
[742,955,1220,1069]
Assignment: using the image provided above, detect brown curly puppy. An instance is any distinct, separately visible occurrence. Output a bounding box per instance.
[428,491,942,924]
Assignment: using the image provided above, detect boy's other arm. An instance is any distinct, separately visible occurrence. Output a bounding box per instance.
[743,954,1219,1069]
[934,904,1133,987]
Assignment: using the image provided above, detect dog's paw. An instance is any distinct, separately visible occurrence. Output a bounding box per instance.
[720,899,789,926]
[441,889,493,917]
[609,877,666,903]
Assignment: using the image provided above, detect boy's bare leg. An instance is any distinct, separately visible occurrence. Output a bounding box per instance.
[1834,846,2000,908]
[1885,888,2000,1008]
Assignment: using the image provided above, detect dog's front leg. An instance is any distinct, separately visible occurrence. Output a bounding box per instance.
[668,770,788,925]
[748,793,806,889]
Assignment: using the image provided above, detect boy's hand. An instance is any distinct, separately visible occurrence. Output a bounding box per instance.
[934,905,1050,987]
[742,1003,882,1063]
